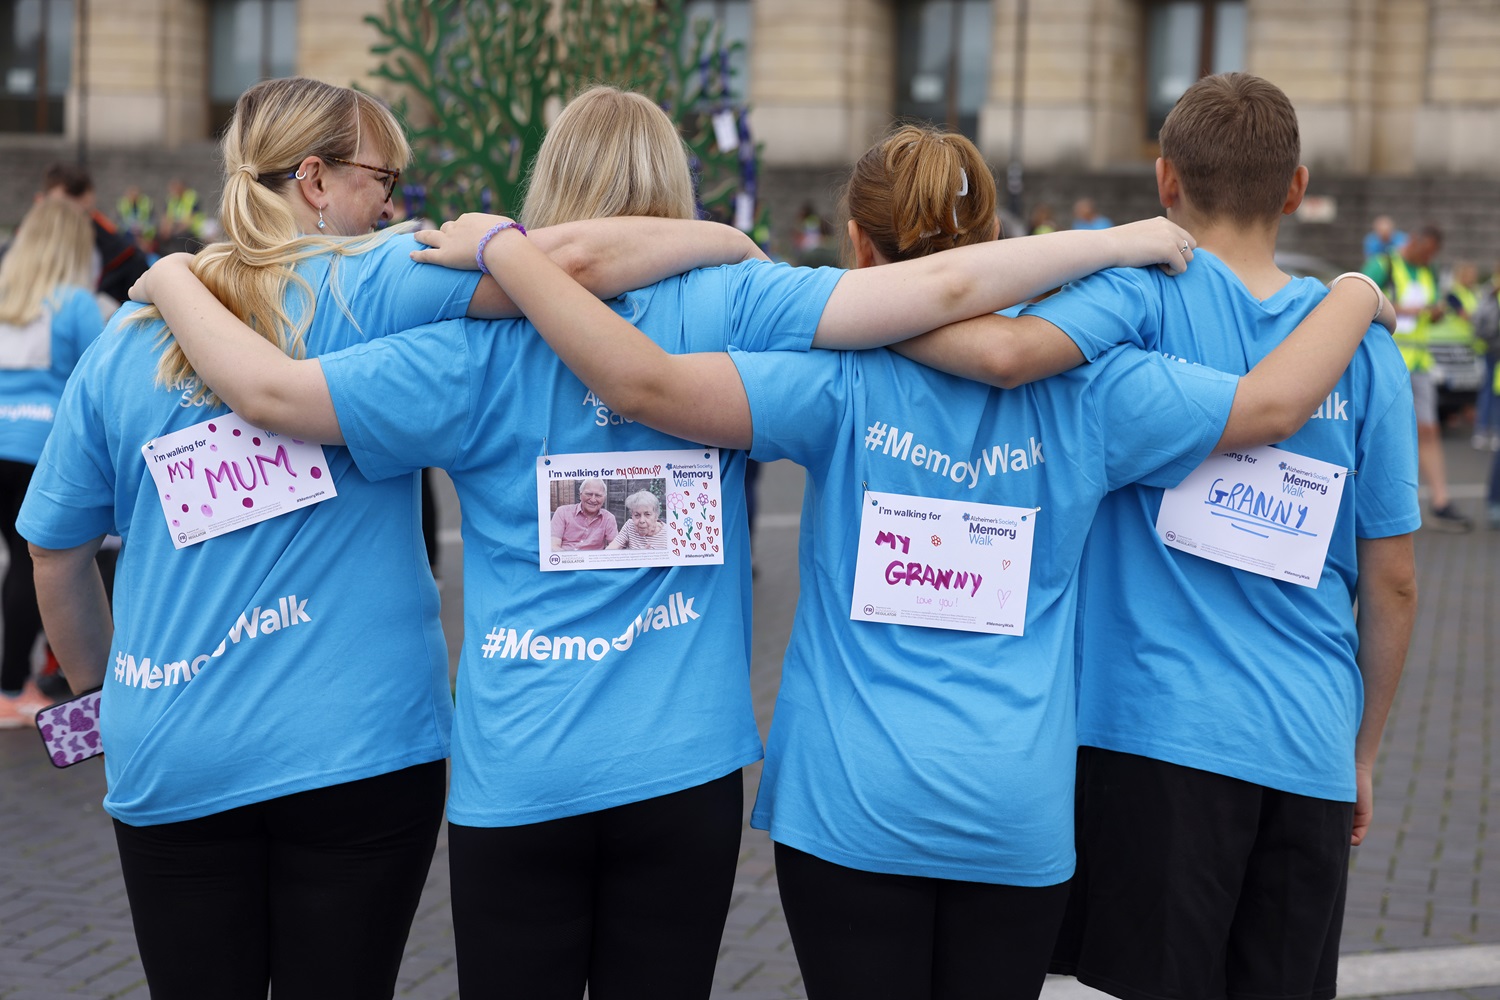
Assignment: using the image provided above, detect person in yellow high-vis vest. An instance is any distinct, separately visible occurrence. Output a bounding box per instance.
[1470,264,1500,451]
[1363,225,1472,530]
[116,186,155,254]
[1490,357,1500,528]
[157,178,204,255]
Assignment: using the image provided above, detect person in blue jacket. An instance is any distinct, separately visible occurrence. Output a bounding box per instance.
[131,94,1208,1000]
[20,76,761,1000]
[138,111,1388,999]
[0,198,103,729]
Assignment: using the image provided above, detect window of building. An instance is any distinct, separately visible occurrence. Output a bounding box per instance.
[684,0,751,102]
[210,0,296,135]
[896,0,992,140]
[1145,0,1245,138]
[0,0,72,134]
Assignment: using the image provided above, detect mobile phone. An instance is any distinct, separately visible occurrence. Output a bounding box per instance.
[35,687,103,768]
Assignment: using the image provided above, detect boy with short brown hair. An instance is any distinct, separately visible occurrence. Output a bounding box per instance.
[1028,72,1420,1000]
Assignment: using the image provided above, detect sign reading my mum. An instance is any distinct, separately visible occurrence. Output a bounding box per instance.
[141,412,337,550]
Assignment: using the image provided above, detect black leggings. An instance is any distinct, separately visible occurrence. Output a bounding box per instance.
[0,458,40,694]
[774,842,1071,1000]
[112,760,446,1000]
[448,769,744,1000]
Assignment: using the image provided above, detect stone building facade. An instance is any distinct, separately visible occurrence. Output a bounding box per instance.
[4,0,1499,269]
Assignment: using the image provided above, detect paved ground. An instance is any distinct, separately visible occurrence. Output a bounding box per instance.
[1,434,1496,999]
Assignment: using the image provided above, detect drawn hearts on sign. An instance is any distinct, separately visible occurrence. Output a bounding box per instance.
[996,588,1012,609]
[1002,559,1012,570]
[712,544,719,552]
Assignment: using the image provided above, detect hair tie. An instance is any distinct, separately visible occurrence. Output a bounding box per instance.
[237,164,259,180]
[921,168,973,239]
[952,168,969,229]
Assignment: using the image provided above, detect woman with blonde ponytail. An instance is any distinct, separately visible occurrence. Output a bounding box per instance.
[0,198,102,730]
[15,73,760,999]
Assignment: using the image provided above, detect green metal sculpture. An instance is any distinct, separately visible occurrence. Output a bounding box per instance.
[366,0,762,232]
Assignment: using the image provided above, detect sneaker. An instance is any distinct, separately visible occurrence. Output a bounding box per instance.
[0,684,49,729]
[0,696,30,730]
[1429,503,1474,533]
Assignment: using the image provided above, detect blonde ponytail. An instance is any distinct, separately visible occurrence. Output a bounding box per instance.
[132,77,413,404]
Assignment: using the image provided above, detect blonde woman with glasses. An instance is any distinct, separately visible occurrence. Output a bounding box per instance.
[0,198,102,730]
[20,76,759,1000]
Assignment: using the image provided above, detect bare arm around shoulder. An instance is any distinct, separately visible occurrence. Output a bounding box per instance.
[890,313,1085,389]
[478,225,752,449]
[128,218,765,442]
[1350,532,1418,845]
[440,216,768,318]
[132,255,342,443]
[1215,278,1396,449]
[811,219,1197,351]
[31,538,112,694]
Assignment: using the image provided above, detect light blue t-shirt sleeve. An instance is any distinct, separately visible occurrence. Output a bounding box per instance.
[1352,335,1422,538]
[50,286,105,373]
[1087,348,1238,490]
[338,234,482,336]
[723,260,845,353]
[18,352,116,547]
[321,319,482,481]
[729,347,849,469]
[1023,267,1160,359]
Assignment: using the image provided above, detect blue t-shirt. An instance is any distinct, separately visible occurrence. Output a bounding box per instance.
[319,259,843,827]
[731,345,1238,885]
[18,235,479,825]
[0,286,103,464]
[1026,250,1421,801]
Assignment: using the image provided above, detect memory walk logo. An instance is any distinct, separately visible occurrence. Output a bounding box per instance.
[480,591,700,662]
[113,594,312,689]
[863,420,1043,489]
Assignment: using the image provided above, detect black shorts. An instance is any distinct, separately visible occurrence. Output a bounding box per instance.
[1051,747,1353,1000]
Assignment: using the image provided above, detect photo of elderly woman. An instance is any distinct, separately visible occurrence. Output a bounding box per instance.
[607,490,669,550]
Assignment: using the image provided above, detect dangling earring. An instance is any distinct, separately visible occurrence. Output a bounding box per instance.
[317,207,327,231]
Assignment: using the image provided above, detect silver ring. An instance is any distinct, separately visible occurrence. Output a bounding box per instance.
[1179,242,1190,256]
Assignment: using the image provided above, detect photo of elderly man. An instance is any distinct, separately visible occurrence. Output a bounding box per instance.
[549,478,618,550]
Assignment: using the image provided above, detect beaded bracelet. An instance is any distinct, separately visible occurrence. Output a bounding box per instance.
[1327,271,1385,325]
[476,220,527,275]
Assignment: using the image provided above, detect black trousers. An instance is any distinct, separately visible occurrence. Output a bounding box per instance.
[0,458,40,694]
[448,768,744,1000]
[112,760,446,1000]
[775,842,1071,1000]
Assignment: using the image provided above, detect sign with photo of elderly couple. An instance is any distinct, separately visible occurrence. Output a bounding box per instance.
[537,448,726,571]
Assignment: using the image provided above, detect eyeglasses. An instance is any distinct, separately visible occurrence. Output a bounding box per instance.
[324,156,401,200]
